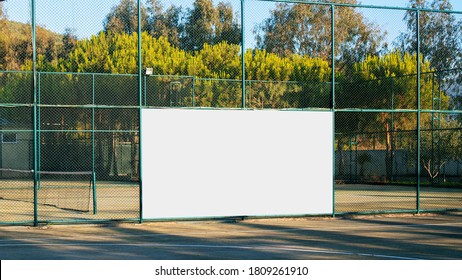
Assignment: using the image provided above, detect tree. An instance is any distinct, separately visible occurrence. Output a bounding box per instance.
[181,0,241,51]
[103,0,148,35]
[0,1,4,20]
[255,0,386,66]
[398,0,462,133]
[64,32,114,73]
[0,21,61,71]
[182,0,217,51]
[420,118,462,182]
[146,0,184,47]
[58,28,78,60]
[337,51,444,181]
[104,0,240,52]
[0,34,6,69]
[0,38,6,68]
[398,0,462,72]
[214,2,241,45]
[0,3,7,69]
[244,49,330,108]
[398,0,462,111]
[397,0,462,71]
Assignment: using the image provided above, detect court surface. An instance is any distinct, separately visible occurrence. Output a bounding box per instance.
[0,213,461,260]
[1,183,461,223]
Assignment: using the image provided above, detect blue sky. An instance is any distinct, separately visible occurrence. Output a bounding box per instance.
[3,0,462,48]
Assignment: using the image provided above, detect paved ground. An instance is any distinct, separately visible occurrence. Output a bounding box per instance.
[0,212,461,260]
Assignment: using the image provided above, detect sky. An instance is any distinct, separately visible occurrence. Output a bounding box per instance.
[2,0,462,48]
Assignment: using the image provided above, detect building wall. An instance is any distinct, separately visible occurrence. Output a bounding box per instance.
[336,150,462,179]
[1,131,33,176]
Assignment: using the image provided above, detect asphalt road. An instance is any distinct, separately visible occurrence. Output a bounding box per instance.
[0,213,461,260]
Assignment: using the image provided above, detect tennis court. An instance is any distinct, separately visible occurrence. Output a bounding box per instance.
[1,181,461,223]
[0,212,461,259]
[0,179,139,223]
[336,184,462,213]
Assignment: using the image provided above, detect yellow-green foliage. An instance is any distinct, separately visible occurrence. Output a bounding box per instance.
[142,33,190,75]
[351,51,450,111]
[0,20,62,71]
[0,21,452,113]
[244,50,329,82]
[57,31,331,84]
[196,42,241,79]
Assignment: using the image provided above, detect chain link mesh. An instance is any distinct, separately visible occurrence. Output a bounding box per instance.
[1,0,34,222]
[0,0,461,224]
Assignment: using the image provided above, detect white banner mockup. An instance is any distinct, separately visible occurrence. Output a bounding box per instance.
[141,109,333,219]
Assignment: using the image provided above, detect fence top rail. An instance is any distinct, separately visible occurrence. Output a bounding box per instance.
[255,0,462,14]
[0,70,139,77]
[3,68,461,83]
[0,70,197,79]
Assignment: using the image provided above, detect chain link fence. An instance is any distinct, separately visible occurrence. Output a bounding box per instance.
[0,0,461,224]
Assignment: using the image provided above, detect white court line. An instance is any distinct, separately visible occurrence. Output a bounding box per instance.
[0,241,421,260]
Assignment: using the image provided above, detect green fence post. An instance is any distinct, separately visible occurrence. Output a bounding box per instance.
[391,77,395,182]
[331,4,336,217]
[37,72,41,191]
[416,9,422,214]
[241,0,246,109]
[31,0,38,226]
[92,73,96,214]
[138,0,143,223]
[92,171,97,215]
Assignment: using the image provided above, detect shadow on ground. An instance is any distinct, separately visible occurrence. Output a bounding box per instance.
[0,214,461,260]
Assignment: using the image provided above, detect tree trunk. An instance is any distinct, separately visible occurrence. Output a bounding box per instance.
[337,135,345,178]
[385,121,395,182]
[131,133,139,181]
[111,132,118,177]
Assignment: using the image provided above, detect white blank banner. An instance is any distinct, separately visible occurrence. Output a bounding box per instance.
[142,109,333,219]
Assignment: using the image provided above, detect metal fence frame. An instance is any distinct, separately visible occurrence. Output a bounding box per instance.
[0,0,461,225]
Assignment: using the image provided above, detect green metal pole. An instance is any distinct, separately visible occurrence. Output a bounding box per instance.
[437,74,442,184]
[416,10,421,214]
[37,72,40,190]
[391,78,395,182]
[92,73,97,214]
[92,171,97,215]
[431,72,435,185]
[32,0,38,226]
[331,4,336,217]
[241,0,246,109]
[137,0,143,223]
